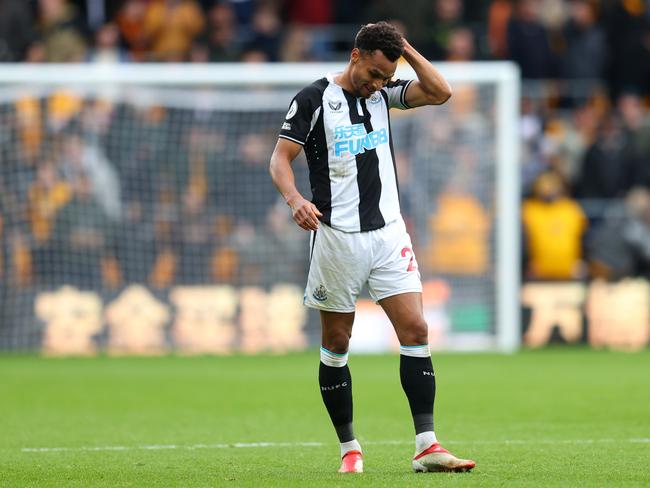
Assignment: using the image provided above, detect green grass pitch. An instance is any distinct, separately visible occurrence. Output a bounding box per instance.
[1,349,649,487]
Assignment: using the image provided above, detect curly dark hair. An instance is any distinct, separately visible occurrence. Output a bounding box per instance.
[354,22,404,62]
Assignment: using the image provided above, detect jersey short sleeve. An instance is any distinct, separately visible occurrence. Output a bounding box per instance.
[278,84,323,145]
[382,79,414,110]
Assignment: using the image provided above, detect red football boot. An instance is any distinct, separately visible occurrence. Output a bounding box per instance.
[412,443,475,473]
[338,450,363,473]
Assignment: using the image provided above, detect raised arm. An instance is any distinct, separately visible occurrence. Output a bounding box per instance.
[269,138,322,231]
[401,39,452,107]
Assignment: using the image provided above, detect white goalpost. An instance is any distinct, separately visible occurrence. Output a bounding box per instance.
[0,62,520,354]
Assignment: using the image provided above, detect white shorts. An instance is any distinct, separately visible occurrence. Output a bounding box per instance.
[304,218,422,312]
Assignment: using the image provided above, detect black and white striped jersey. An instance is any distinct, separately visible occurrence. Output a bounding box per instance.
[278,73,414,233]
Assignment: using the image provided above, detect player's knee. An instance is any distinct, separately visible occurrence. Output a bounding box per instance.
[400,317,429,345]
[322,329,351,354]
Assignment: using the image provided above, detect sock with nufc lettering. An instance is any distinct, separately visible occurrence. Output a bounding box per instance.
[400,344,437,451]
[319,347,360,456]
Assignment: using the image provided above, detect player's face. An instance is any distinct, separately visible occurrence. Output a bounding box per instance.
[349,48,397,98]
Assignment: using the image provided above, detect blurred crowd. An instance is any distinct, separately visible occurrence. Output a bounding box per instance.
[0,94,313,289]
[0,1,647,87]
[0,0,649,289]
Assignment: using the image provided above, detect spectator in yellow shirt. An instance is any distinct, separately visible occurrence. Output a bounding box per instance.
[522,171,588,280]
[425,180,491,276]
[143,0,206,61]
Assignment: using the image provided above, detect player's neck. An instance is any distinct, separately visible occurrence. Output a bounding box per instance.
[333,69,355,95]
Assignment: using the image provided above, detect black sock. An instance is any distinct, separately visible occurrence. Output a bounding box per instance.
[400,354,435,434]
[319,361,354,442]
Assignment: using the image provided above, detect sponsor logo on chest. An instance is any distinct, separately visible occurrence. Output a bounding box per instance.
[333,123,388,157]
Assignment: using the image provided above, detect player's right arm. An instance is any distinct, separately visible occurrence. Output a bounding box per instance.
[269,138,322,231]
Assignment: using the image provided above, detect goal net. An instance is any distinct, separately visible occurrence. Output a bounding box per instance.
[0,63,519,355]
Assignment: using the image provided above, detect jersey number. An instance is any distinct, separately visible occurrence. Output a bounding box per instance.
[401,247,418,272]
